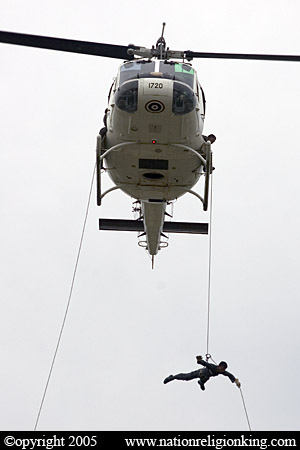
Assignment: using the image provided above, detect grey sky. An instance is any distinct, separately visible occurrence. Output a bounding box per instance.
[0,0,299,431]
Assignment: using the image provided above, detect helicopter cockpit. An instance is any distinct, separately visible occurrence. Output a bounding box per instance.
[119,60,195,87]
[116,60,198,115]
[119,60,155,84]
[158,61,195,88]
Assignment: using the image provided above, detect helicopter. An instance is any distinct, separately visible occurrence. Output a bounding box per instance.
[1,24,299,266]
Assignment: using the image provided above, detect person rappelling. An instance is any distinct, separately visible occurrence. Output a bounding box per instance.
[163,355,241,391]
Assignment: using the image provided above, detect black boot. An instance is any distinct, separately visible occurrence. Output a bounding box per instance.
[164,375,175,384]
[198,380,205,391]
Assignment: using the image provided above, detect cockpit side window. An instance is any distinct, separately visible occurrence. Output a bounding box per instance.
[108,78,116,103]
[119,61,155,85]
[201,86,206,116]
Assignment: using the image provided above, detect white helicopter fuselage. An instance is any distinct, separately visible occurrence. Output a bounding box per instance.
[99,59,210,257]
[104,59,206,202]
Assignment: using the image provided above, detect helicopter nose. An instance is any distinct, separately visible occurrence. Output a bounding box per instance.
[140,78,173,115]
[140,78,196,116]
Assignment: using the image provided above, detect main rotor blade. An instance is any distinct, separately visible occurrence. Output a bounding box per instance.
[0,30,134,60]
[185,50,300,62]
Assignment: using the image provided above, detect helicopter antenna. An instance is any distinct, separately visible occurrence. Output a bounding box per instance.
[156,22,166,59]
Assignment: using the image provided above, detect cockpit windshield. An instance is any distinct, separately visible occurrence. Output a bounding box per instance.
[119,61,195,89]
[159,62,195,88]
[119,61,155,85]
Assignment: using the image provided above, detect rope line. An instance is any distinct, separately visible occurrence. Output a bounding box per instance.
[206,168,214,356]
[34,163,96,431]
[239,387,252,431]
[203,162,251,432]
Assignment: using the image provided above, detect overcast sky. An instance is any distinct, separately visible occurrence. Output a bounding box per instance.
[0,0,300,431]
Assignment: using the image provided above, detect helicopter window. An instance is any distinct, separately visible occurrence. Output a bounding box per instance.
[159,62,194,88]
[107,79,115,103]
[172,82,196,115]
[119,61,155,84]
[200,85,206,116]
[115,80,138,113]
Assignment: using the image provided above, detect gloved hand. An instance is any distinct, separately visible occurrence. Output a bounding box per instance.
[235,378,241,388]
[196,355,203,363]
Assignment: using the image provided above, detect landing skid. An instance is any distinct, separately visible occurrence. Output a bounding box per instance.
[96,135,137,206]
[172,141,212,211]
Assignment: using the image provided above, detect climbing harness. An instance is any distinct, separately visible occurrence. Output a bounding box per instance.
[205,353,217,364]
[33,163,96,431]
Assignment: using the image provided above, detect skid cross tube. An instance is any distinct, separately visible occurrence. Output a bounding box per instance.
[96,138,138,205]
[185,189,204,204]
[100,185,124,202]
[172,143,207,166]
[100,141,137,162]
[172,142,212,211]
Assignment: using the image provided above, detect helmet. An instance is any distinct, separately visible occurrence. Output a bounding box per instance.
[219,361,228,369]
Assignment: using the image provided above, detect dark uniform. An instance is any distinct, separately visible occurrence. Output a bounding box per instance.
[197,359,236,389]
[163,357,240,391]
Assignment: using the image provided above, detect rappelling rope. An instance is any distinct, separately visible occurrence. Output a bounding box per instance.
[203,164,251,431]
[34,162,96,431]
[239,387,252,431]
[205,167,214,357]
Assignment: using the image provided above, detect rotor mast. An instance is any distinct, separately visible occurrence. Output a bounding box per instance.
[127,23,186,61]
[156,22,166,59]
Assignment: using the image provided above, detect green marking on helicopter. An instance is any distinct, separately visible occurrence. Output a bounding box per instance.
[175,64,194,74]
